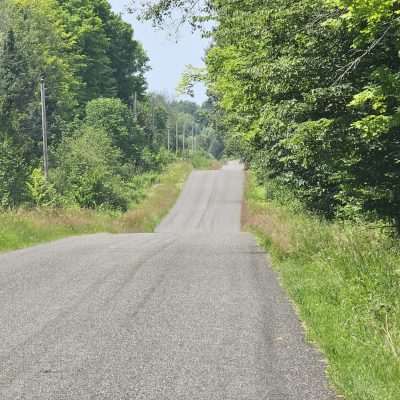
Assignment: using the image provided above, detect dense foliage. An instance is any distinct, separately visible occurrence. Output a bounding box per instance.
[0,0,149,208]
[0,0,218,210]
[138,0,400,231]
[208,0,400,229]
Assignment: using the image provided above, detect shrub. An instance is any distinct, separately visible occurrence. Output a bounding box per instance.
[53,126,128,210]
[138,146,174,172]
[126,172,159,204]
[191,151,215,169]
[27,168,58,207]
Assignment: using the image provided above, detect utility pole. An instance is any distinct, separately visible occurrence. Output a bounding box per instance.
[133,91,137,120]
[151,97,155,145]
[192,123,194,153]
[182,123,185,155]
[167,126,170,152]
[175,120,178,156]
[40,77,49,180]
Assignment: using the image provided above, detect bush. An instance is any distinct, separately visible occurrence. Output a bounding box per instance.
[53,126,128,210]
[27,168,59,207]
[138,146,174,172]
[191,151,216,169]
[125,172,159,204]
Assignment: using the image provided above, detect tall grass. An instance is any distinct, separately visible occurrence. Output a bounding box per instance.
[243,172,400,400]
[190,151,222,170]
[0,162,192,253]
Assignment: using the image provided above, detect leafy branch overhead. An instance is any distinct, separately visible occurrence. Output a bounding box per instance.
[176,65,207,97]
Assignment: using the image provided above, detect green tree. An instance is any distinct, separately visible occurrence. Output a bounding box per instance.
[0,0,78,163]
[105,13,149,103]
[57,0,148,105]
[84,97,145,162]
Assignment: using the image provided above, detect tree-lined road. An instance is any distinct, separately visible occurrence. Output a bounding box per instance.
[0,162,335,399]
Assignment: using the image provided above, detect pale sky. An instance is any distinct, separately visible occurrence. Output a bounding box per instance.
[109,0,209,104]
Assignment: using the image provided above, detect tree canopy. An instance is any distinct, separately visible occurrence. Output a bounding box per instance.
[0,0,220,209]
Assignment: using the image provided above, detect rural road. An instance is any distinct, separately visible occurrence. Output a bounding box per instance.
[0,161,335,399]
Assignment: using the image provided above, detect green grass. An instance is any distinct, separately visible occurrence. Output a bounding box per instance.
[0,161,192,253]
[243,172,400,400]
[190,151,222,170]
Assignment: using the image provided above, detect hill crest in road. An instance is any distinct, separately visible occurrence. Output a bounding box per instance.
[156,161,244,234]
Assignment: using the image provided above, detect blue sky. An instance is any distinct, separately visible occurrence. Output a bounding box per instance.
[109,0,209,104]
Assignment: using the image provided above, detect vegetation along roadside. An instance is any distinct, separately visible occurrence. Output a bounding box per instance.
[0,0,224,254]
[0,161,193,253]
[243,172,400,400]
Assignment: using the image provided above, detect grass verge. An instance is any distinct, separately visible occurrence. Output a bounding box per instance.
[0,161,192,253]
[243,172,400,400]
[190,152,222,170]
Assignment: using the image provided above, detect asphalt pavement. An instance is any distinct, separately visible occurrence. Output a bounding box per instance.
[0,161,336,399]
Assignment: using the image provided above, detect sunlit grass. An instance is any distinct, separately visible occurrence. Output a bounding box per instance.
[243,172,400,400]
